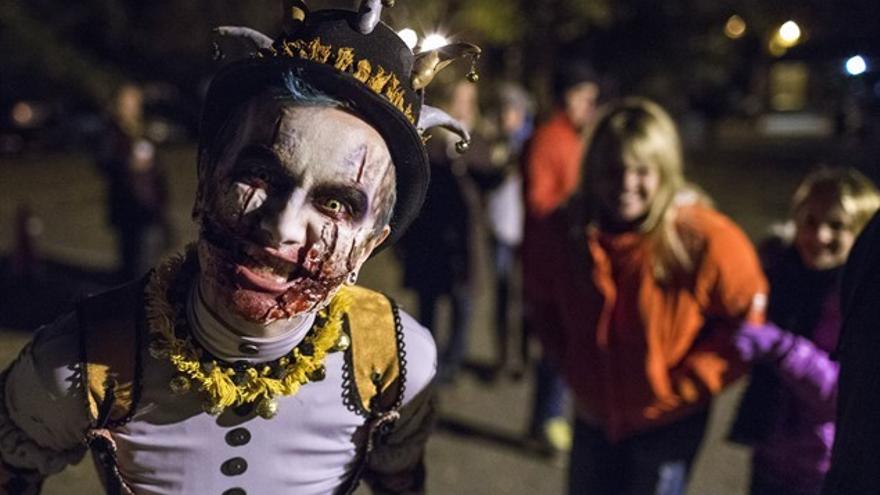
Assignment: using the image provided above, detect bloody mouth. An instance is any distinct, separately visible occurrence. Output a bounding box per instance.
[232,244,310,294]
[198,226,345,322]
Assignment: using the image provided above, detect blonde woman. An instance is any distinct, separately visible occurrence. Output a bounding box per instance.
[730,167,880,495]
[533,97,767,494]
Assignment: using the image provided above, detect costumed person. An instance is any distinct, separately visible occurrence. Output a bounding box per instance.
[522,61,600,452]
[729,167,880,495]
[822,206,880,493]
[0,1,480,493]
[534,97,767,495]
[486,82,533,377]
[399,79,491,384]
[96,82,172,282]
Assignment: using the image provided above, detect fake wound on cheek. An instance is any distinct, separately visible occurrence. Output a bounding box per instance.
[306,221,343,276]
[309,222,368,278]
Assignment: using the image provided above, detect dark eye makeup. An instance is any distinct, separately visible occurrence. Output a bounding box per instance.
[312,186,368,221]
[228,144,370,222]
[230,145,286,186]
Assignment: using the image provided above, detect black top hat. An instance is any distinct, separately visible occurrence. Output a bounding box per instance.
[200,1,480,249]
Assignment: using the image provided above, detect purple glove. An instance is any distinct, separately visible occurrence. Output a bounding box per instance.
[733,322,796,363]
[736,322,840,418]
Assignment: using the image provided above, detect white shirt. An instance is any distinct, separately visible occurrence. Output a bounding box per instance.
[1,292,435,494]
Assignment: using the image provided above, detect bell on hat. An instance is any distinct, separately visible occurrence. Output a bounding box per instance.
[205,0,481,247]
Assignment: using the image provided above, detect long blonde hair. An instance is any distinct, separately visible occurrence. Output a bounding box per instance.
[579,97,705,282]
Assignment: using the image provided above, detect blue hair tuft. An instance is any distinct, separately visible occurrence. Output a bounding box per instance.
[278,70,342,107]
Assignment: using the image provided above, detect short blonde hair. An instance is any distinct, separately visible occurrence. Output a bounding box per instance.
[791,167,880,235]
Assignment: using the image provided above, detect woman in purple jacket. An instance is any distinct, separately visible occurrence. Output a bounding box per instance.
[730,167,880,495]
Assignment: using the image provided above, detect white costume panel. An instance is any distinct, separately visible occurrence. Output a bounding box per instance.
[1,299,435,495]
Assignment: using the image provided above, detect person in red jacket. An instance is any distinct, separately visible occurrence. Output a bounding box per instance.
[535,97,767,494]
[522,62,600,452]
[525,63,600,217]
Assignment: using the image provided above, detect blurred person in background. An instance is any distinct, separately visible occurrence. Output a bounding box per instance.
[486,82,533,378]
[399,80,491,383]
[96,82,171,282]
[522,61,600,452]
[822,203,880,493]
[9,205,44,285]
[535,98,767,495]
[730,167,880,495]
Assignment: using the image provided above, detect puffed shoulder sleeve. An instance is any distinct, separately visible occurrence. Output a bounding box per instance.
[398,310,437,406]
[365,309,437,495]
[1,312,90,477]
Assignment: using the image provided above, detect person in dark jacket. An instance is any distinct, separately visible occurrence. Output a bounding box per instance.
[96,83,171,282]
[399,80,493,383]
[731,167,880,495]
[486,82,533,377]
[822,192,880,494]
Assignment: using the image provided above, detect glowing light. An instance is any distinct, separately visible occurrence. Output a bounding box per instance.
[420,33,449,52]
[768,38,786,57]
[846,55,867,76]
[724,15,747,39]
[777,20,801,47]
[11,102,35,126]
[397,28,418,50]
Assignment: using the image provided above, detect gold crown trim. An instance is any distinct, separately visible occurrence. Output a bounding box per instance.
[261,37,415,124]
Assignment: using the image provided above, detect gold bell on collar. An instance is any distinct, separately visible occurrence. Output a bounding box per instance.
[203,401,225,417]
[257,397,279,419]
[331,332,351,352]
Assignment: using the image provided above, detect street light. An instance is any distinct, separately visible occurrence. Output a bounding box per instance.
[846,55,867,76]
[777,20,801,47]
[724,15,747,39]
[11,102,35,126]
[768,20,802,57]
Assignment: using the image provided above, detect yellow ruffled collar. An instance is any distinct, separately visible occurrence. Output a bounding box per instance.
[144,246,351,418]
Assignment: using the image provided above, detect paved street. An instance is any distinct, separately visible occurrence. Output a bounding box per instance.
[0,137,870,494]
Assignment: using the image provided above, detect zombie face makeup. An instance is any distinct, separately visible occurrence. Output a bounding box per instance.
[196,96,394,329]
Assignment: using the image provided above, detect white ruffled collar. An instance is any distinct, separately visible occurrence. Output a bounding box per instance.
[185,279,315,363]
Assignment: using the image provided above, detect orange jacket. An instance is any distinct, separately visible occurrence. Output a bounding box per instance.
[524,110,584,218]
[535,205,767,441]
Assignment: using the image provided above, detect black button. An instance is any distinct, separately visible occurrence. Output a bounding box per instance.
[225,428,251,447]
[239,343,259,355]
[222,489,246,495]
[221,457,248,476]
[232,402,254,417]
